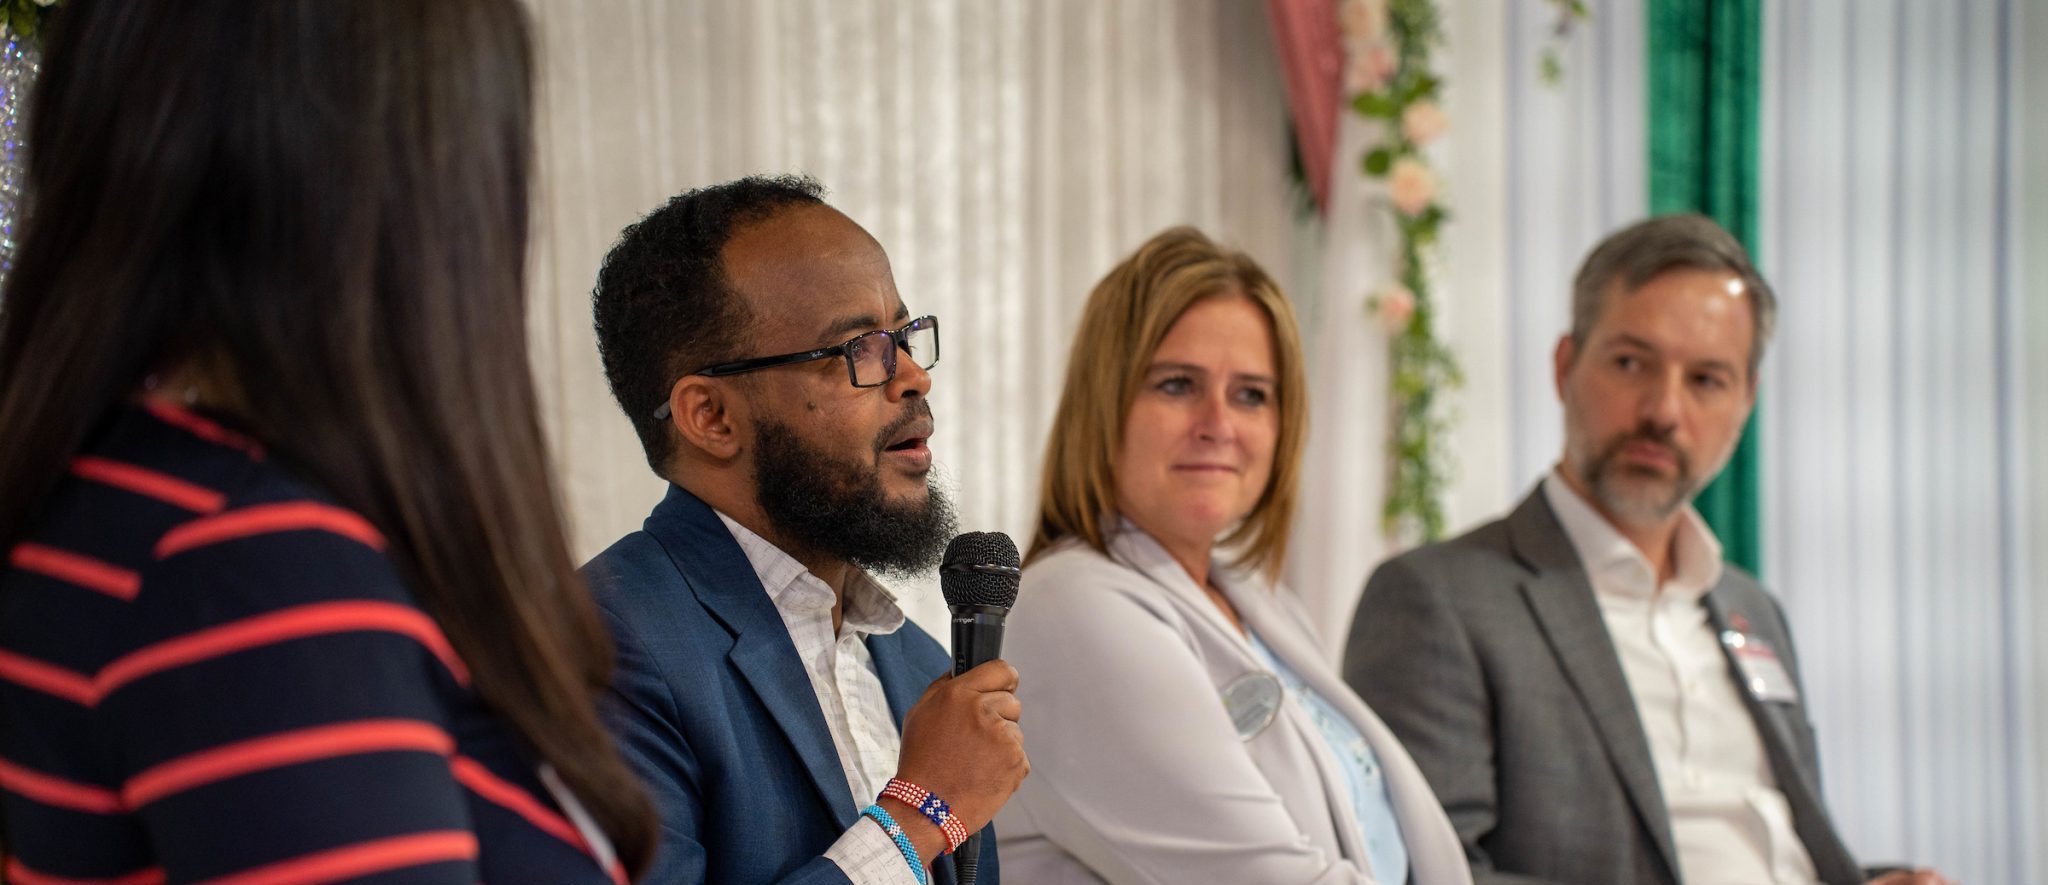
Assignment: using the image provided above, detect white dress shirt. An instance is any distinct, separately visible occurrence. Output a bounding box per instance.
[718,513,922,885]
[1542,472,1820,885]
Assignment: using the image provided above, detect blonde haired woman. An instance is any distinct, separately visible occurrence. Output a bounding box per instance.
[994,228,1471,884]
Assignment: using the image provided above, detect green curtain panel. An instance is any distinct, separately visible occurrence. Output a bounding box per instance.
[1646,0,1763,574]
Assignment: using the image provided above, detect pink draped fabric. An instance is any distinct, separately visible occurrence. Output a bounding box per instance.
[1265,0,1345,215]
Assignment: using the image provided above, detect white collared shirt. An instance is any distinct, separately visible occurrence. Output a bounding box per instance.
[717,512,922,885]
[1542,472,1819,885]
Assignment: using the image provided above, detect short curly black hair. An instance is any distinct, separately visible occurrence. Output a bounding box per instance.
[592,174,828,473]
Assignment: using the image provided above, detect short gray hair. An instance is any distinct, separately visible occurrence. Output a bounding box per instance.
[1570,213,1777,377]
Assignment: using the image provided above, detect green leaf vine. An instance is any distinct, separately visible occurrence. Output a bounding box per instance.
[1342,0,1461,543]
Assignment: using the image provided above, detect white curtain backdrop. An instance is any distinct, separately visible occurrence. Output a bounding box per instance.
[1491,0,1648,497]
[1757,1,2042,880]
[1434,0,1512,541]
[1288,0,1651,653]
[525,0,1300,633]
[2024,0,2048,867]
[1283,97,1396,653]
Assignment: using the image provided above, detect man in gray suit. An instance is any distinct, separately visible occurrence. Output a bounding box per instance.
[1343,215,1950,885]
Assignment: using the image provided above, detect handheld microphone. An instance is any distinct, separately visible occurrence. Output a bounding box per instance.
[937,531,1020,885]
[940,531,1020,676]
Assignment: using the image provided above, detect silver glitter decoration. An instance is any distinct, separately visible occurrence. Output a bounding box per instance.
[0,32,39,290]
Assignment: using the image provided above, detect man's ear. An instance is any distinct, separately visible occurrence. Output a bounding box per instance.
[1552,334,1577,400]
[668,376,745,462]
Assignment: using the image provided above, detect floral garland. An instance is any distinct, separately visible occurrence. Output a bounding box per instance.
[1,0,56,39]
[1340,0,1460,543]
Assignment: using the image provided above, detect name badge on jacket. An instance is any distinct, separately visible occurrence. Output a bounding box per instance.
[1721,629,1800,704]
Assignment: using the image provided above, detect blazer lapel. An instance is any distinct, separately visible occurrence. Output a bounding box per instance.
[1228,589,1374,868]
[1233,584,1470,884]
[1704,593,1862,884]
[1508,491,1683,883]
[867,632,929,728]
[1120,531,1377,871]
[644,486,858,827]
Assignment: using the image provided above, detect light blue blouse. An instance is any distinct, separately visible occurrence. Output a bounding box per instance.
[1248,632,1410,884]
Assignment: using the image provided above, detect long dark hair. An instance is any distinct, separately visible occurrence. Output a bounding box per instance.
[0,0,656,872]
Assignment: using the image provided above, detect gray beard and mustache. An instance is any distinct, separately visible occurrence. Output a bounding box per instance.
[1573,422,1713,527]
[750,403,956,577]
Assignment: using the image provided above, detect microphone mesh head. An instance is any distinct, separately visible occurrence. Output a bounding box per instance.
[940,532,1021,609]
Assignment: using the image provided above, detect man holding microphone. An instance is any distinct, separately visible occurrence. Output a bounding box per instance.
[584,176,1024,884]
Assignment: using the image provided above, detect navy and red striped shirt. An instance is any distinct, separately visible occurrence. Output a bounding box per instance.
[0,403,624,884]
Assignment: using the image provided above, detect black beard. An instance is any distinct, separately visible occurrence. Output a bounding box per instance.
[751,414,956,577]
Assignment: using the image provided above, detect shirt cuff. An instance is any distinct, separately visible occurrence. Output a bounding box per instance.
[825,815,925,885]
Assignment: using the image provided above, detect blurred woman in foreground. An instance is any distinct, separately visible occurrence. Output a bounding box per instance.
[0,2,655,881]
[993,227,1471,884]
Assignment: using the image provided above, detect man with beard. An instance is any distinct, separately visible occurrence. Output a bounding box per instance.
[584,176,1025,885]
[1342,216,1948,885]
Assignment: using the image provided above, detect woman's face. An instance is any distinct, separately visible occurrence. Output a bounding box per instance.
[1114,294,1280,563]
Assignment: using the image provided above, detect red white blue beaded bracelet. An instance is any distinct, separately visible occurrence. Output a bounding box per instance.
[880,777,971,855]
[859,803,928,885]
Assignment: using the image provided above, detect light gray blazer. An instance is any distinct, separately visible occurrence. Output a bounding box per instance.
[995,524,1472,885]
[1342,489,1864,885]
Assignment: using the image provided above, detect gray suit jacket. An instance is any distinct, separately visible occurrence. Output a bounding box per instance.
[1341,489,1863,885]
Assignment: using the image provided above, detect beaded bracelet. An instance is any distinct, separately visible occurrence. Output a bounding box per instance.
[860,803,928,885]
[880,777,971,855]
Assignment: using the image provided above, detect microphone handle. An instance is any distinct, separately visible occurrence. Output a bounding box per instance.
[949,604,1008,675]
[946,604,1007,885]
[956,834,983,885]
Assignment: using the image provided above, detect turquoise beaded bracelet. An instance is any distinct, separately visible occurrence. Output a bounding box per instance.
[860,803,928,885]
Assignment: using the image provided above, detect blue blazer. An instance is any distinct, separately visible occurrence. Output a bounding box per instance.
[583,485,997,885]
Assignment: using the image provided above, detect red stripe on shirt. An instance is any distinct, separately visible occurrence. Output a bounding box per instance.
[192,830,478,885]
[9,544,142,601]
[139,401,264,458]
[0,648,98,705]
[123,719,457,809]
[96,600,471,700]
[449,756,599,865]
[156,502,386,559]
[0,756,123,813]
[1,603,467,708]
[72,456,228,514]
[4,858,167,885]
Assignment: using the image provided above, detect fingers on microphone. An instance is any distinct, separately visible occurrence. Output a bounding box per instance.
[1010,735,1030,782]
[962,655,1019,692]
[984,691,1022,723]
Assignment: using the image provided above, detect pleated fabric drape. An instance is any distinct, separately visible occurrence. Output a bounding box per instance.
[525,0,1301,631]
[1757,1,2041,879]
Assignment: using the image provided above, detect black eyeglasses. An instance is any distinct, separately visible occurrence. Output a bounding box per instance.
[652,315,940,420]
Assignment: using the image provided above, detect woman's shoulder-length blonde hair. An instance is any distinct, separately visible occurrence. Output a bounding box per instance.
[1027,226,1308,580]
